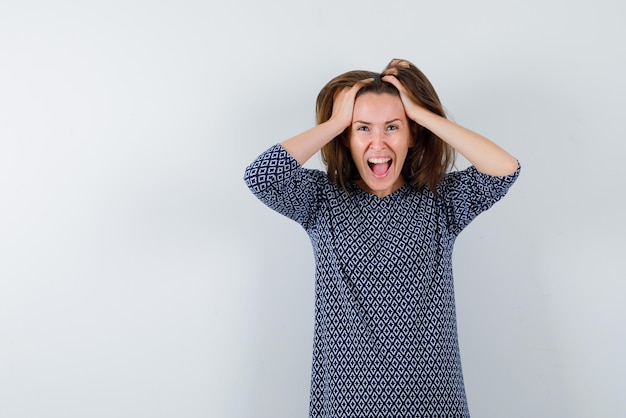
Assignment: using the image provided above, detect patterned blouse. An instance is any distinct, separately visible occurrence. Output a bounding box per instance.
[244,144,520,417]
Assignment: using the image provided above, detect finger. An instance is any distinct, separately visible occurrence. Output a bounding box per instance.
[393,59,410,68]
[383,67,398,76]
[383,59,410,75]
[344,77,375,97]
[353,77,375,88]
[382,75,419,108]
[332,85,352,100]
[382,74,406,92]
[332,78,373,118]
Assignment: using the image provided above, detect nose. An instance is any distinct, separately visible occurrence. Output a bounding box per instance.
[369,129,387,151]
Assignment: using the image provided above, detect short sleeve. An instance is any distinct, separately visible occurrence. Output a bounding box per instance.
[244,144,326,230]
[437,163,520,236]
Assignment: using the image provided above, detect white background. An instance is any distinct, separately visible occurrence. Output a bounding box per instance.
[1,0,624,417]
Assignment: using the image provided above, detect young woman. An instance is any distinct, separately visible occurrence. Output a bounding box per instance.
[244,59,520,417]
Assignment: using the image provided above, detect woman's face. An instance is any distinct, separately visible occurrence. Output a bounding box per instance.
[347,92,412,198]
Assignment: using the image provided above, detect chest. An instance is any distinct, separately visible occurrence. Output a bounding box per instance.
[314,193,451,277]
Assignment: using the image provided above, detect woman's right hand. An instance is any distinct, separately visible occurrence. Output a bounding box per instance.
[328,79,372,129]
[280,79,371,165]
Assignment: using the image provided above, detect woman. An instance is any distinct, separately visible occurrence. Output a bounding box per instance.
[244,59,520,417]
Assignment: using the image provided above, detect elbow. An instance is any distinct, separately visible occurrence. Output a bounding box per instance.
[493,152,520,176]
[504,156,520,176]
[476,156,520,177]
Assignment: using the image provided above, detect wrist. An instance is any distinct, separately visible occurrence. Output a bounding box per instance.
[411,107,440,127]
[323,117,350,137]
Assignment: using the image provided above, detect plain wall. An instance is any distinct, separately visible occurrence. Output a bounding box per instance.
[1,0,624,417]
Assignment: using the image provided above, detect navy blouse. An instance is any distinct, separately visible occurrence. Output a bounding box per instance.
[245,144,520,417]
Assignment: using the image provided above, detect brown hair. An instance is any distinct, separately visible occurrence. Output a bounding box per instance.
[317,60,455,195]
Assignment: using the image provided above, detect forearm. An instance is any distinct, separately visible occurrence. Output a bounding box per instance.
[417,111,519,176]
[280,119,346,165]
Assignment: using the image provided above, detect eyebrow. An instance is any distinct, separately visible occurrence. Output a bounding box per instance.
[353,118,403,125]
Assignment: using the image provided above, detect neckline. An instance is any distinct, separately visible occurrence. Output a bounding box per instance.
[348,181,411,201]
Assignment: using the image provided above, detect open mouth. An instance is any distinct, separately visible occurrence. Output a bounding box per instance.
[367,157,392,178]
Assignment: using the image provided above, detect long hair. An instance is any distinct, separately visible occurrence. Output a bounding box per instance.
[317,60,455,195]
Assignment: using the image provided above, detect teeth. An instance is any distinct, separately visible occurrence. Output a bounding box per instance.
[368,158,391,164]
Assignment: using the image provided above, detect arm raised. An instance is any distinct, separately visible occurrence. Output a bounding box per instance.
[281,79,371,165]
[383,74,519,176]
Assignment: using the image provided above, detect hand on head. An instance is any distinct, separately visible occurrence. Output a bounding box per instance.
[329,77,375,129]
[323,59,435,131]
[381,59,429,124]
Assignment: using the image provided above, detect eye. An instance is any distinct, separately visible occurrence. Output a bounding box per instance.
[386,124,398,131]
[356,125,369,131]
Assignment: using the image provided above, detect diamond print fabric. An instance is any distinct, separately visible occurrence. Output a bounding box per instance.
[244,144,520,417]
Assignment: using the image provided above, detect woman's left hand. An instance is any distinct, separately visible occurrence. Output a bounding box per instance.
[382,62,519,176]
[382,71,431,125]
